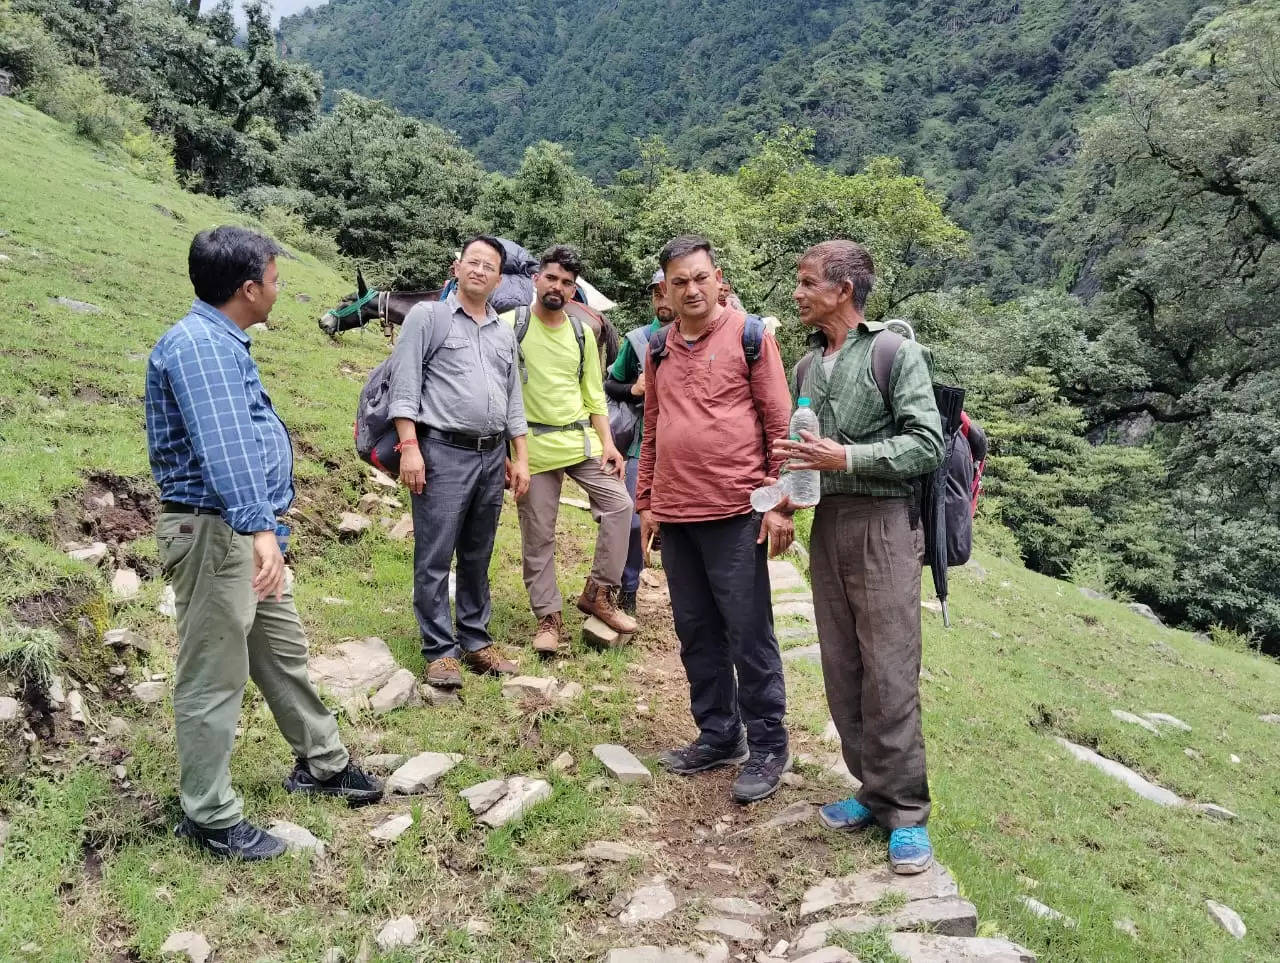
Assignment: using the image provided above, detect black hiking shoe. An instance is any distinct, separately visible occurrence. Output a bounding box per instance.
[731,749,792,804]
[658,733,750,775]
[283,759,384,807]
[175,817,286,860]
[618,589,638,616]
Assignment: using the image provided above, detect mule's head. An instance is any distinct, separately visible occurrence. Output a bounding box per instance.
[318,270,380,338]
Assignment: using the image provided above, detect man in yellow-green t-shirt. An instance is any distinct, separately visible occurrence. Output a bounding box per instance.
[504,246,638,654]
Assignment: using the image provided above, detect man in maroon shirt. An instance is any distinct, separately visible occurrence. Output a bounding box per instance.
[637,235,796,803]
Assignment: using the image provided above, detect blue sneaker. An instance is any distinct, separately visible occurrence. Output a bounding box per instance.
[819,796,875,832]
[888,825,934,875]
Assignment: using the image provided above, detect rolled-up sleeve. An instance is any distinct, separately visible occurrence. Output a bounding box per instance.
[844,342,944,478]
[166,335,275,534]
[386,303,433,421]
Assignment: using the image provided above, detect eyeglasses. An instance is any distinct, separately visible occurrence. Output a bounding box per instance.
[460,259,499,276]
[253,278,287,291]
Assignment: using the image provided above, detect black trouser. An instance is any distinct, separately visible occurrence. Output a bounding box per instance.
[660,512,788,754]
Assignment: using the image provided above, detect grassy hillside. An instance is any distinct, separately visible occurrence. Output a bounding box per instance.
[1,99,1278,963]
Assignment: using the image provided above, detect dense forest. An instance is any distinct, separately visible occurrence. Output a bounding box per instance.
[282,0,1205,292]
[3,0,1278,653]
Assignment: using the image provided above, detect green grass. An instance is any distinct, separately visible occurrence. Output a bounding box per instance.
[1,99,1279,962]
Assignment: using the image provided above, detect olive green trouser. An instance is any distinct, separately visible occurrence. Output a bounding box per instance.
[157,512,348,829]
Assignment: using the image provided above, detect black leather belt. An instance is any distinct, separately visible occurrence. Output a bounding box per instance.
[423,426,504,452]
[161,501,220,516]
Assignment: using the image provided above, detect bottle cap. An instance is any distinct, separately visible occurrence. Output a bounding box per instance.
[798,397,811,406]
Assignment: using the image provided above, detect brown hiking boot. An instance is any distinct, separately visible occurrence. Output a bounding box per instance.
[576,578,638,634]
[532,612,564,655]
[424,656,462,688]
[461,645,518,676]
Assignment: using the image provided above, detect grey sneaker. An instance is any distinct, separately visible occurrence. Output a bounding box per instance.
[658,733,750,775]
[283,759,384,807]
[731,749,792,803]
[175,818,286,860]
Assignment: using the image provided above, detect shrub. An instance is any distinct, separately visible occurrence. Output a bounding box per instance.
[0,3,63,90]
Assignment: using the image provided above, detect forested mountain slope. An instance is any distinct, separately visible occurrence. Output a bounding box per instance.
[283,0,1204,290]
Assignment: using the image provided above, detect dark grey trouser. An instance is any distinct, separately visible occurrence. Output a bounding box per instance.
[621,456,643,593]
[661,512,788,754]
[811,493,930,828]
[410,434,507,661]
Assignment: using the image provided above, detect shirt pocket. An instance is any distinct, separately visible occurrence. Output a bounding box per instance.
[434,337,475,380]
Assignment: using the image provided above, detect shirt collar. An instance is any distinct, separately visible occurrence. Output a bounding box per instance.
[675,304,732,341]
[446,289,498,326]
[190,299,251,345]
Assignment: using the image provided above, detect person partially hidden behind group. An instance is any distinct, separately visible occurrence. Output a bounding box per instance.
[385,235,530,690]
[146,227,383,860]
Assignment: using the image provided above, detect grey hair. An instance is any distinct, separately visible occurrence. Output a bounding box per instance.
[800,240,876,312]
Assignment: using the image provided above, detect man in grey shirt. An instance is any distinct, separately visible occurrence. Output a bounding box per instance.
[387,235,530,689]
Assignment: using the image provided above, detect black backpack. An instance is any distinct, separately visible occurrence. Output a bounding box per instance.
[795,329,976,569]
[355,300,451,473]
[647,313,769,371]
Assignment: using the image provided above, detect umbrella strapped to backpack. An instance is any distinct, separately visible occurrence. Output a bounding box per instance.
[922,382,966,628]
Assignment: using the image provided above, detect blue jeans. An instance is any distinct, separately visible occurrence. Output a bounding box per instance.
[621,456,643,593]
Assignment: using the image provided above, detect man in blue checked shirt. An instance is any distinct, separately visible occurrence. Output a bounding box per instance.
[146,226,382,861]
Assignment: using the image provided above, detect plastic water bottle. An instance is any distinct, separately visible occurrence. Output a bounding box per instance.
[787,398,821,508]
[751,473,795,513]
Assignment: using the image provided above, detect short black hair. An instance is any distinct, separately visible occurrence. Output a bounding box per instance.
[460,235,505,273]
[538,244,585,278]
[188,227,283,306]
[659,234,717,270]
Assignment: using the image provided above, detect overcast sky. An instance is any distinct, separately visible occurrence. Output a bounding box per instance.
[232,0,325,26]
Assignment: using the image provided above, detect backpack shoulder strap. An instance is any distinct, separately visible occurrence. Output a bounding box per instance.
[794,349,819,398]
[871,329,905,410]
[423,299,452,365]
[514,305,533,384]
[741,314,765,365]
[568,313,586,381]
[648,322,673,371]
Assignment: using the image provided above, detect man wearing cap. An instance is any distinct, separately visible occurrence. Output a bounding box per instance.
[603,269,675,613]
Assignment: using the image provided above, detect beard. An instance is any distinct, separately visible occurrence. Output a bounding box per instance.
[539,291,566,311]
[655,307,676,323]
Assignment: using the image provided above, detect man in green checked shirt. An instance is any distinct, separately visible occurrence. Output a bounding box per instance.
[775,240,944,875]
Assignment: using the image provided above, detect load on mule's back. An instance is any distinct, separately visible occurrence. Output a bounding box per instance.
[319,237,618,356]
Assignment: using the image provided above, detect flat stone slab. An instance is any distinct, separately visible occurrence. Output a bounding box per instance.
[387,515,413,540]
[371,669,420,714]
[53,296,103,314]
[375,916,418,951]
[160,931,212,963]
[583,616,633,649]
[793,897,978,952]
[605,946,728,963]
[768,560,808,592]
[773,601,816,620]
[369,813,414,842]
[1205,899,1245,939]
[1259,713,1280,724]
[1111,709,1160,734]
[1194,803,1238,821]
[478,776,552,828]
[888,934,1037,962]
[461,779,509,814]
[790,951,857,963]
[386,751,462,794]
[1054,738,1183,806]
[782,644,821,665]
[1128,601,1164,626]
[267,820,326,856]
[66,541,108,563]
[594,743,652,783]
[132,681,165,704]
[0,697,20,724]
[696,917,763,943]
[732,802,816,838]
[620,878,677,924]
[309,637,400,698]
[708,897,769,918]
[364,753,408,772]
[800,862,958,918]
[1018,896,1076,927]
[554,681,585,704]
[1143,712,1191,732]
[158,586,177,618]
[584,840,647,862]
[503,675,559,700]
